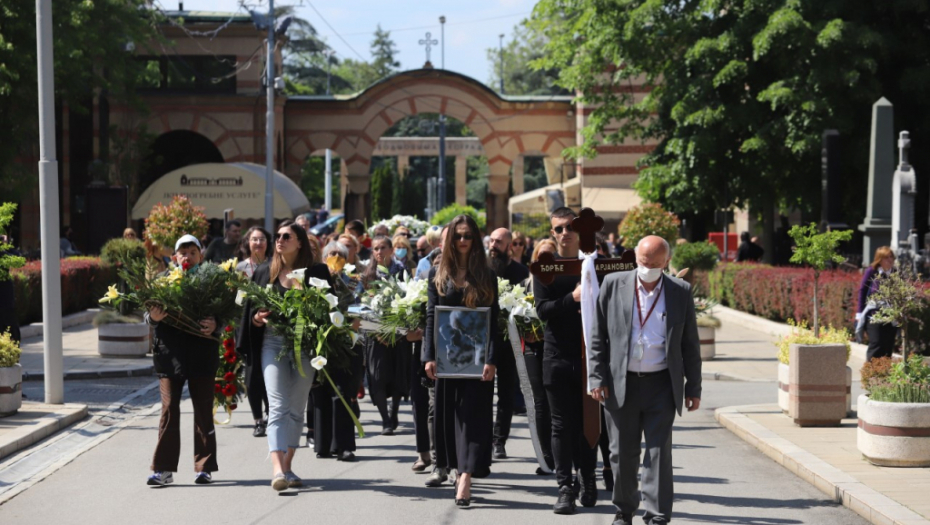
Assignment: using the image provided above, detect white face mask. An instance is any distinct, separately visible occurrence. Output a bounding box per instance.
[637,266,663,283]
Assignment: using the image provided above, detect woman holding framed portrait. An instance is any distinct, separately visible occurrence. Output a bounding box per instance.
[423,215,502,508]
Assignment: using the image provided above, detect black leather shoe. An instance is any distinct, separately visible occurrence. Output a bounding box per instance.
[603,467,614,492]
[253,421,266,438]
[612,512,633,525]
[336,450,356,462]
[553,486,576,515]
[381,427,394,436]
[455,498,470,507]
[579,470,598,507]
[493,442,507,459]
[316,451,333,459]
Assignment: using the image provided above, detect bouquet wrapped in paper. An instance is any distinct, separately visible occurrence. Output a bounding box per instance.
[370,272,429,345]
[357,269,407,337]
[100,257,247,342]
[497,277,545,341]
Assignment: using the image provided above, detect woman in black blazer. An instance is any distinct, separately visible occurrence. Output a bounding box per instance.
[237,220,332,492]
[423,214,502,507]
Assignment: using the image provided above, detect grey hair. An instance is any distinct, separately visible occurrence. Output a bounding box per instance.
[636,236,671,258]
[323,240,348,259]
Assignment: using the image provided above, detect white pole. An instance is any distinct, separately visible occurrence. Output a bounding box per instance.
[264,0,275,232]
[36,0,63,404]
[324,149,332,211]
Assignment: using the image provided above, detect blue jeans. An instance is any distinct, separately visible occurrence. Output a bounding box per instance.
[262,334,315,453]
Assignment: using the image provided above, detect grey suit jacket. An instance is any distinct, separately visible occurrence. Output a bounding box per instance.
[588,271,702,415]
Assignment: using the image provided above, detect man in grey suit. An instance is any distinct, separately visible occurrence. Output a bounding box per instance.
[589,235,702,525]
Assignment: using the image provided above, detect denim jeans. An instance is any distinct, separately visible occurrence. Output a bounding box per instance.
[262,334,315,453]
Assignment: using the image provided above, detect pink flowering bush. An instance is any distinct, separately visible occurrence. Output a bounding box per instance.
[143,195,208,249]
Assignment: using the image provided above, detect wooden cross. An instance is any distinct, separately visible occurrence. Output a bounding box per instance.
[530,207,637,448]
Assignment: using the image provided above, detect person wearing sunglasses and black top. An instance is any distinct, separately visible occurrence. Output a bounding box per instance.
[237,220,333,491]
[423,214,503,508]
[534,207,599,514]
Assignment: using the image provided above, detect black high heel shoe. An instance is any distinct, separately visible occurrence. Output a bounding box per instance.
[454,474,470,507]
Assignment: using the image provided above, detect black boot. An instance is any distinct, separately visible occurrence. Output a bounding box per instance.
[603,467,614,492]
[579,470,598,507]
[553,485,577,515]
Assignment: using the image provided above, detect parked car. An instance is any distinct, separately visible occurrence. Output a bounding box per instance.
[309,214,344,238]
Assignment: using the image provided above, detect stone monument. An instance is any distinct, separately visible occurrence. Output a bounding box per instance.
[858,98,895,263]
[892,131,916,251]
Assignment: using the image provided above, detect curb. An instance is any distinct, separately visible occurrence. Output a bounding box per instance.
[716,404,930,525]
[713,305,868,364]
[21,366,155,382]
[20,309,100,340]
[0,403,89,461]
[701,370,770,382]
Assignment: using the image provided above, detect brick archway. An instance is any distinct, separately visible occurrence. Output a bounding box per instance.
[284,69,575,229]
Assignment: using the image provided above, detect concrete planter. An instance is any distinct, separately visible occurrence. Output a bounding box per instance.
[698,326,716,360]
[857,394,930,467]
[777,362,790,413]
[788,343,847,427]
[0,364,23,417]
[97,322,150,357]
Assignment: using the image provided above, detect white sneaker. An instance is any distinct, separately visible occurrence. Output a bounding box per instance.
[147,471,174,486]
[194,472,213,485]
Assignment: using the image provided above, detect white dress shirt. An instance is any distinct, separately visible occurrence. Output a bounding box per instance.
[627,277,667,373]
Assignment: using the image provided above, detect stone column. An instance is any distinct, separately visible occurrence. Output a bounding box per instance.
[397,155,410,179]
[512,155,525,195]
[342,169,370,223]
[858,97,894,263]
[485,169,510,232]
[455,156,468,206]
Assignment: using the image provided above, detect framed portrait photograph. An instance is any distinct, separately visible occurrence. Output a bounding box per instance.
[433,305,491,379]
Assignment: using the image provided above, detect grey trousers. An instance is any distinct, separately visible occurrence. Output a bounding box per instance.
[605,372,676,524]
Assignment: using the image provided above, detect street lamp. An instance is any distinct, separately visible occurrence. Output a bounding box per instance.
[439,16,445,70]
[499,33,505,94]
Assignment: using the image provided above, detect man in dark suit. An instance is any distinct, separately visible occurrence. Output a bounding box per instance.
[589,235,702,525]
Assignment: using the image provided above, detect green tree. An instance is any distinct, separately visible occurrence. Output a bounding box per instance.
[278,5,353,95]
[369,164,395,222]
[788,223,854,337]
[0,1,159,198]
[486,21,568,96]
[531,1,930,255]
[370,25,400,78]
[300,155,341,208]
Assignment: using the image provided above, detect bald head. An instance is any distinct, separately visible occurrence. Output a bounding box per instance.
[635,235,671,268]
[489,228,513,263]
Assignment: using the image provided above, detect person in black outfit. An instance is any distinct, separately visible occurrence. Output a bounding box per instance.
[524,239,559,475]
[535,207,598,514]
[362,236,410,435]
[735,231,763,262]
[487,228,530,460]
[144,235,226,487]
[857,246,898,361]
[423,214,502,508]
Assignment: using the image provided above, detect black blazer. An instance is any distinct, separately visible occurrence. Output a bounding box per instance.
[422,266,502,367]
[236,261,333,366]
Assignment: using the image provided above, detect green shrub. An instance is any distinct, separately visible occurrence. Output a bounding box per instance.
[0,330,20,367]
[12,257,117,326]
[618,202,680,248]
[0,202,25,281]
[869,354,930,403]
[92,310,142,327]
[431,203,486,231]
[143,195,208,250]
[672,241,719,273]
[100,238,145,266]
[774,319,851,365]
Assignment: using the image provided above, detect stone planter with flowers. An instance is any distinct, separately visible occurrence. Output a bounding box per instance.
[0,330,22,417]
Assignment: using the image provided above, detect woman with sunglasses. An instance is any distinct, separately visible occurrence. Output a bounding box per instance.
[511,231,531,266]
[423,215,503,507]
[238,220,333,491]
[362,235,410,435]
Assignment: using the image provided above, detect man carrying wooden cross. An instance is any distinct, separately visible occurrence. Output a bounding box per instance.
[534,206,600,514]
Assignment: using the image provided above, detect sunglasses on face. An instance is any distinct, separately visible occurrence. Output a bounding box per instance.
[275,233,292,242]
[553,225,574,234]
[512,242,524,247]
[454,234,474,242]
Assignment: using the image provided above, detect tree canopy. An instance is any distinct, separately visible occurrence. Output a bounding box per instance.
[531,0,930,243]
[486,21,568,96]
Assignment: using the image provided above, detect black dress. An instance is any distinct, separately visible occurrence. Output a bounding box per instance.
[365,260,410,431]
[422,267,502,477]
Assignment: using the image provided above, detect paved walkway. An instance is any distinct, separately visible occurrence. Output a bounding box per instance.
[19,323,153,380]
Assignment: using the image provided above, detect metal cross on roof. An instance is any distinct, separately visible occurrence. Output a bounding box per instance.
[419,32,439,64]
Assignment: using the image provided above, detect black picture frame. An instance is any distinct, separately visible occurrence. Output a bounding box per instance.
[433,305,491,379]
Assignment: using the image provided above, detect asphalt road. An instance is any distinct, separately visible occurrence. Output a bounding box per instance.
[0,379,867,525]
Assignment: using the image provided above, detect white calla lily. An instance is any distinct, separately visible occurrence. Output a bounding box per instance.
[329,311,344,327]
[324,293,339,308]
[308,276,330,289]
[311,356,327,370]
[286,268,307,281]
[235,289,247,306]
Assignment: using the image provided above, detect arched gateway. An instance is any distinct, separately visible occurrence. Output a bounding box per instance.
[283,69,575,229]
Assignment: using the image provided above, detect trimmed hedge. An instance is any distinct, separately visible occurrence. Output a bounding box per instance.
[694,263,930,354]
[11,257,117,326]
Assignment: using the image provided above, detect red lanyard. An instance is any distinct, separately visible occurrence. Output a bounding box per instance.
[634,276,664,331]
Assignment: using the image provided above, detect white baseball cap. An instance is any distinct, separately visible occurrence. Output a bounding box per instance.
[174,234,203,252]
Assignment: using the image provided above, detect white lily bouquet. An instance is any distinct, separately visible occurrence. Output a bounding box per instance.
[358,269,410,342]
[373,272,429,345]
[237,269,359,378]
[497,277,545,341]
[368,215,431,237]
